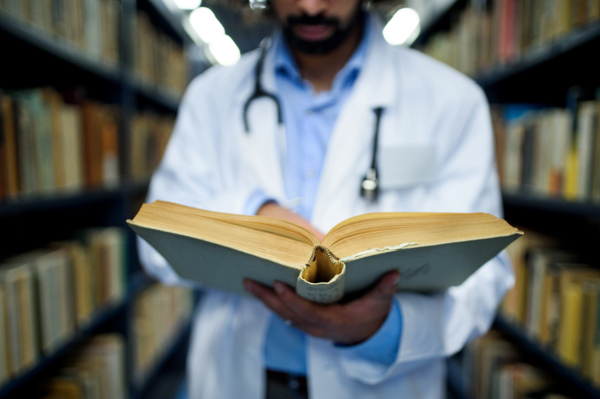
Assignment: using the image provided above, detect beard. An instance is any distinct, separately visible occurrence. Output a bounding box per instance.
[283,9,364,55]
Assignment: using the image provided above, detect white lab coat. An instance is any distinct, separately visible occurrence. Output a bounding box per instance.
[138,14,514,399]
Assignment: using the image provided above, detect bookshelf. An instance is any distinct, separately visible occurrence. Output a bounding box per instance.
[0,0,197,397]
[475,20,600,105]
[493,315,600,399]
[413,1,600,398]
[0,273,153,399]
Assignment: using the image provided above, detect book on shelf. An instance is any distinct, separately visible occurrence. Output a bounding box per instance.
[0,262,39,379]
[0,227,126,384]
[129,113,175,182]
[35,334,127,399]
[134,10,188,96]
[129,201,522,304]
[502,231,600,384]
[0,0,121,65]
[421,0,600,77]
[0,88,124,200]
[0,88,175,201]
[132,284,194,384]
[464,332,573,399]
[491,99,600,201]
[81,100,120,189]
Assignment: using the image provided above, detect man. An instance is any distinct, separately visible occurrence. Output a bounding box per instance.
[138,0,514,398]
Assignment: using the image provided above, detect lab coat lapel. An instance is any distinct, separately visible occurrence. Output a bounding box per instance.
[312,15,397,231]
[240,45,287,200]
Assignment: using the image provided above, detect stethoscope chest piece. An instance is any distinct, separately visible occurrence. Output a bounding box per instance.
[359,107,384,203]
[361,167,379,202]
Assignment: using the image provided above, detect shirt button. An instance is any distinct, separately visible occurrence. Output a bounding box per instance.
[306,109,314,115]
[307,169,316,178]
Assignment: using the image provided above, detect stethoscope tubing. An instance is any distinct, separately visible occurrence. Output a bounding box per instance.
[242,36,383,203]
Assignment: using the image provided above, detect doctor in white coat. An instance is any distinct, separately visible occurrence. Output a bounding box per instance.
[138,0,515,397]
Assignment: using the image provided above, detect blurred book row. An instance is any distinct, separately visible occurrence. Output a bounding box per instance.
[465,332,573,399]
[0,88,174,201]
[0,1,189,96]
[134,11,189,97]
[130,112,175,183]
[36,334,126,399]
[492,97,600,201]
[501,231,600,384]
[0,227,126,385]
[132,285,194,385]
[422,0,600,76]
[0,0,119,66]
[17,285,192,398]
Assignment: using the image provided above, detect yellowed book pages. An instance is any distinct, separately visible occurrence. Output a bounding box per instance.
[129,201,522,303]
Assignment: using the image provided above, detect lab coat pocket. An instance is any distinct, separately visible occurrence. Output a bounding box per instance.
[378,145,438,190]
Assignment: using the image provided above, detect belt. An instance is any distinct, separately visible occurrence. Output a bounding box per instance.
[266,369,308,399]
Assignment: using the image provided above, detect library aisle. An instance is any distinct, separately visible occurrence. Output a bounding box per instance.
[1,0,600,399]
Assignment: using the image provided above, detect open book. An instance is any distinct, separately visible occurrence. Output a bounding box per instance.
[129,201,522,303]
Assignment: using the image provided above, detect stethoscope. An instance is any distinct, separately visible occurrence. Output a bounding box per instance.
[242,38,384,203]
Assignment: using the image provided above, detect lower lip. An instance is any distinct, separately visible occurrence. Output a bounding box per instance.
[295,25,334,41]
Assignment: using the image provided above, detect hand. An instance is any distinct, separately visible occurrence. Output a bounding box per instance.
[243,270,400,345]
[257,202,325,242]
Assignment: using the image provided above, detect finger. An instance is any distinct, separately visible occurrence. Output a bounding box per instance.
[368,270,400,298]
[273,281,329,324]
[347,271,399,311]
[244,279,297,321]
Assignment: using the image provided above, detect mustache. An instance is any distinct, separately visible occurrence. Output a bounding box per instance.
[286,14,340,28]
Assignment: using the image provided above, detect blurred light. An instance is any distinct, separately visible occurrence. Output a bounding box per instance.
[383,8,421,46]
[189,7,224,44]
[173,0,201,10]
[209,35,241,66]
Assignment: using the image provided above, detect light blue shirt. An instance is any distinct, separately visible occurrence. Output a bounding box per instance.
[244,19,402,375]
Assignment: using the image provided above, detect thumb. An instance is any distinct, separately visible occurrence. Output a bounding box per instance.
[368,270,400,300]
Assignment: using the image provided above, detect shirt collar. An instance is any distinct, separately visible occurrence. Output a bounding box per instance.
[273,14,371,91]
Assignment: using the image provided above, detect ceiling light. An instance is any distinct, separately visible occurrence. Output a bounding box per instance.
[209,35,241,66]
[383,8,421,46]
[189,7,225,44]
[173,0,201,10]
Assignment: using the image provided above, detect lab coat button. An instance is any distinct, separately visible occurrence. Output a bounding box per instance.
[307,169,316,178]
